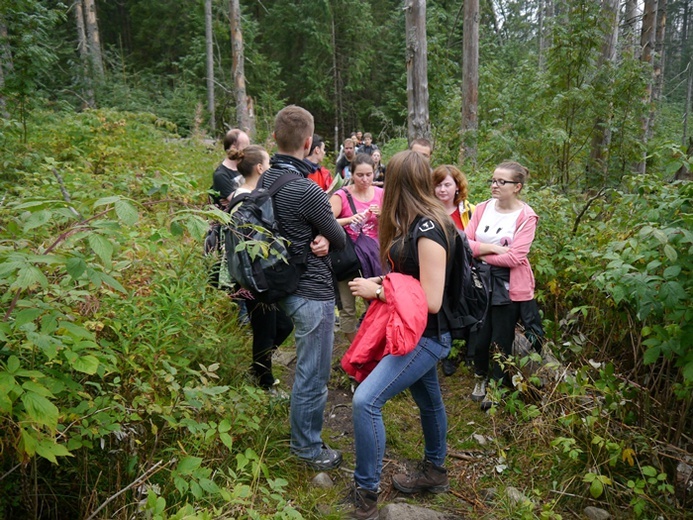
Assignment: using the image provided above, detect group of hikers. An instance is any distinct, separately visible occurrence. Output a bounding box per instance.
[208,105,542,519]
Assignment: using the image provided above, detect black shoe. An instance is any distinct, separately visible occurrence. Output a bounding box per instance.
[441,358,458,377]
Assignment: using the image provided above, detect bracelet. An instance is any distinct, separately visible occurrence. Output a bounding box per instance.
[378,275,384,284]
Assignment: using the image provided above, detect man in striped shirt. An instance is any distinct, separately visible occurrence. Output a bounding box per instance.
[260,105,346,470]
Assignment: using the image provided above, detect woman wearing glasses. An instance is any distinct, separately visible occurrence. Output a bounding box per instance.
[464,161,539,410]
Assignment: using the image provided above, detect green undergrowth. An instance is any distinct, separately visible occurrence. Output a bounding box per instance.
[1,109,689,519]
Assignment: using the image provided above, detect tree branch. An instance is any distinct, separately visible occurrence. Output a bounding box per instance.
[571,188,606,236]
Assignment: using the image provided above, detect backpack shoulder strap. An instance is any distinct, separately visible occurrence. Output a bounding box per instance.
[267,172,301,196]
[343,189,358,215]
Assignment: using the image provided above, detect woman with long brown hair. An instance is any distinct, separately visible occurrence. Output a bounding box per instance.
[345,150,457,519]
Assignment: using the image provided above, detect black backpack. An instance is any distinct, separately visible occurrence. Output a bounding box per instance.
[222,173,306,303]
[443,232,490,340]
[410,221,489,340]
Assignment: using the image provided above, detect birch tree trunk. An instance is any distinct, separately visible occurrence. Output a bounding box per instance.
[636,0,658,174]
[83,0,104,80]
[74,0,95,108]
[587,0,619,186]
[205,0,216,134]
[405,0,431,143]
[460,0,479,166]
[229,0,253,136]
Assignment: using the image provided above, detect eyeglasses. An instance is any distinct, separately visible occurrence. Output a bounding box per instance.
[487,178,520,186]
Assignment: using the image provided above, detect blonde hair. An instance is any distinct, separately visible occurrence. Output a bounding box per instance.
[379,151,454,267]
[496,161,529,187]
[432,165,469,206]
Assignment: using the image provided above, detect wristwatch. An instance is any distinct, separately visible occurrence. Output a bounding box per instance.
[375,286,383,301]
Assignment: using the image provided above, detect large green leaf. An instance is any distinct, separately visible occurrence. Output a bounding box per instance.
[115,200,139,225]
[87,234,113,265]
[21,391,59,429]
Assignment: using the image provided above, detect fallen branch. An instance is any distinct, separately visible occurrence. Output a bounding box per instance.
[52,168,83,219]
[84,460,172,520]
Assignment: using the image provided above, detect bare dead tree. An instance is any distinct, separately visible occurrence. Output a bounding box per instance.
[229,0,254,137]
[73,0,95,108]
[460,0,479,166]
[405,0,431,143]
[205,0,216,134]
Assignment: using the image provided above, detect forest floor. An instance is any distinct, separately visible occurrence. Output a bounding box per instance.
[271,328,567,520]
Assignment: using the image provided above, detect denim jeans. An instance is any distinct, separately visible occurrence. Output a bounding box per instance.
[352,332,451,492]
[280,295,335,459]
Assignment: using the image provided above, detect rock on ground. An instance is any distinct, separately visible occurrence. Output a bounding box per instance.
[583,506,611,520]
[379,502,464,520]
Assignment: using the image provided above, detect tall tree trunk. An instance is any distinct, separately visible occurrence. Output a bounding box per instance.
[73,0,95,108]
[229,0,253,136]
[651,0,667,108]
[83,0,104,80]
[405,0,431,143]
[0,19,8,118]
[623,0,639,57]
[205,0,216,134]
[587,0,620,187]
[331,12,342,152]
[635,0,658,174]
[460,0,479,166]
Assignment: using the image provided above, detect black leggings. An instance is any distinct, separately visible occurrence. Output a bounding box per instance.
[469,302,521,384]
[246,299,294,388]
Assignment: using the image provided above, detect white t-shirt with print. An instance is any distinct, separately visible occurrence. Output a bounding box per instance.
[475,199,521,247]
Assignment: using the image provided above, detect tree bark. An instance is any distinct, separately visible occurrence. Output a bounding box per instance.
[83,0,104,79]
[229,0,253,136]
[460,0,479,166]
[205,0,216,134]
[73,1,95,108]
[405,0,431,143]
[0,20,7,118]
[651,0,667,107]
[623,0,639,57]
[587,0,620,187]
[635,0,658,174]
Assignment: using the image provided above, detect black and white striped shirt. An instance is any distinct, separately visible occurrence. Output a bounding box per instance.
[261,154,346,301]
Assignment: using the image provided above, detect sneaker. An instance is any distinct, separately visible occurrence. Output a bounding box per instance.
[392,459,450,494]
[480,392,498,411]
[471,375,487,402]
[343,484,378,520]
[302,444,342,471]
[441,357,458,377]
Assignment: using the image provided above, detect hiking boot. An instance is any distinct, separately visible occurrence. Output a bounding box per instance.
[471,375,487,402]
[344,484,378,520]
[302,443,342,471]
[392,459,449,494]
[441,357,458,377]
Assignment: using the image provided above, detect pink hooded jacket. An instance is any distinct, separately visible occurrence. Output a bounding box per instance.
[341,273,429,382]
[464,199,538,301]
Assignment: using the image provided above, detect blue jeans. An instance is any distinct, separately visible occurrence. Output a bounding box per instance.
[280,295,335,459]
[352,333,451,492]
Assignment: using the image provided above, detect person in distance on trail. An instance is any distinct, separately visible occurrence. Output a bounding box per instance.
[358,132,379,156]
[336,138,357,181]
[259,105,346,471]
[409,137,433,161]
[229,145,294,391]
[329,153,383,343]
[305,134,333,192]
[346,150,456,519]
[371,150,386,187]
[209,129,250,209]
[464,161,541,411]
[433,164,477,376]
